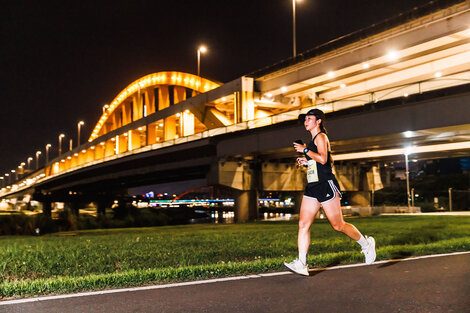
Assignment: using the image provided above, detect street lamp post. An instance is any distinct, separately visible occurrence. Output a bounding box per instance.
[36,151,42,169]
[11,170,16,182]
[19,162,25,179]
[45,144,51,164]
[0,177,3,188]
[77,121,84,147]
[292,0,302,57]
[405,151,411,208]
[5,173,10,185]
[292,0,296,57]
[59,134,65,156]
[197,45,207,77]
[27,157,33,170]
[448,187,453,211]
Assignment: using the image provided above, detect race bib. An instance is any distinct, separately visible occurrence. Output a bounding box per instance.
[307,160,319,183]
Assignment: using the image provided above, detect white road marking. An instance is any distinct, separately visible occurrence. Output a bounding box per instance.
[1,250,469,306]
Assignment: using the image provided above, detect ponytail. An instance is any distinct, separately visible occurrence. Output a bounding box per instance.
[317,117,331,163]
[318,119,327,135]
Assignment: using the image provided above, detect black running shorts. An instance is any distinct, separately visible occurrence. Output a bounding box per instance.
[304,179,341,203]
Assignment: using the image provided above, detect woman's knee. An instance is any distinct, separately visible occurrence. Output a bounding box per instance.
[298,219,312,231]
[331,221,345,232]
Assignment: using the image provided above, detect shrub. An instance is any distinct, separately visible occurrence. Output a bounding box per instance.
[0,213,56,236]
[0,205,211,236]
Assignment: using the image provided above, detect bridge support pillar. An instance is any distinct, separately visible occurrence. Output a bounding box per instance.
[214,159,308,221]
[42,199,52,218]
[234,190,258,223]
[66,201,81,216]
[348,192,371,206]
[212,160,260,222]
[96,201,107,217]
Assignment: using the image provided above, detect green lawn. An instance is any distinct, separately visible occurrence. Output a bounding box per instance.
[1,215,469,298]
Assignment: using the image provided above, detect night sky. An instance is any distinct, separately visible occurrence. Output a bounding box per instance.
[1,0,432,177]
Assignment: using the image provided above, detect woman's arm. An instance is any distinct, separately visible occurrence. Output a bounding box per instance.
[312,133,329,165]
[293,134,329,165]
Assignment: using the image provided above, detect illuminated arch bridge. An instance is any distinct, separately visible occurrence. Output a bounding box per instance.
[46,71,282,177]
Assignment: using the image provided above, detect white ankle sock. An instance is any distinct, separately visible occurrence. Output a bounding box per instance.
[299,252,307,265]
[356,235,369,249]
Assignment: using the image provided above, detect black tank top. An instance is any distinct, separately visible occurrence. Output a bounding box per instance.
[305,132,335,184]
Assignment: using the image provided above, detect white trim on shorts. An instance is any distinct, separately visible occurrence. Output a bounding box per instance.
[303,194,317,200]
[320,180,342,204]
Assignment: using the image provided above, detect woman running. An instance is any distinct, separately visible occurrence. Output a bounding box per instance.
[284,109,376,276]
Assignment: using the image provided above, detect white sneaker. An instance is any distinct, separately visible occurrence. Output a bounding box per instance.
[284,258,309,276]
[362,235,376,264]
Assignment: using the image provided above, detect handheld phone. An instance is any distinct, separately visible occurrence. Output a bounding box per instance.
[294,139,304,156]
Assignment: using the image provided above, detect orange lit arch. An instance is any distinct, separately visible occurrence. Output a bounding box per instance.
[88,71,221,142]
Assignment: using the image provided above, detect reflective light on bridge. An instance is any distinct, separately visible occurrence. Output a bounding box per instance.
[335,141,470,161]
[387,50,399,61]
[403,131,413,138]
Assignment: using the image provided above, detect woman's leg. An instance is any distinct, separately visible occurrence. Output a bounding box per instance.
[298,196,321,258]
[284,196,321,275]
[322,192,377,264]
[321,194,362,241]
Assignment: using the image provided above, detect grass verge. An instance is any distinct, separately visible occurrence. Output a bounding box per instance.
[1,215,469,298]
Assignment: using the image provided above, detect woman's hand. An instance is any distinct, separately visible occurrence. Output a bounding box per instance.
[293,142,306,153]
[296,157,308,167]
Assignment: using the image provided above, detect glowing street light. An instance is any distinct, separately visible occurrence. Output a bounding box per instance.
[197,45,207,77]
[77,121,84,147]
[19,162,25,179]
[27,157,33,170]
[17,164,23,179]
[36,151,42,169]
[45,144,52,164]
[4,173,10,185]
[59,134,65,156]
[292,0,302,57]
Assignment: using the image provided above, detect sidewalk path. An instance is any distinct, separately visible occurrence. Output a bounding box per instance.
[2,252,469,313]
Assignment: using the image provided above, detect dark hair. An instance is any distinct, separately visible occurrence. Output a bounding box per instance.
[311,111,327,135]
[298,109,327,134]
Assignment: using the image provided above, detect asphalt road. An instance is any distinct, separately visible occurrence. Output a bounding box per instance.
[2,252,469,313]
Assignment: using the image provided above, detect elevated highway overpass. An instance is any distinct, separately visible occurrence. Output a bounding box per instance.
[2,0,470,220]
